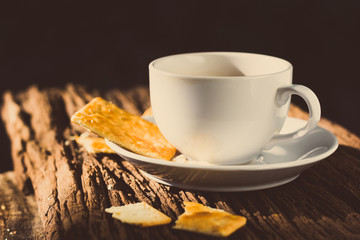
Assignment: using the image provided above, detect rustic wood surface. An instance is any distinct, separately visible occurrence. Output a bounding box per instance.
[1,84,360,240]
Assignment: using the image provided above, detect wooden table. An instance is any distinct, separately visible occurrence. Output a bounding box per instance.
[1,85,359,240]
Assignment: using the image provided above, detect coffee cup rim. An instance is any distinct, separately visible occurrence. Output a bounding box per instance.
[149,51,293,79]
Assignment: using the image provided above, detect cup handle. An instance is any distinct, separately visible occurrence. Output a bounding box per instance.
[263,84,321,150]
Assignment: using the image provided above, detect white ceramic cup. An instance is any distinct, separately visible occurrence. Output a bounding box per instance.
[149,52,321,165]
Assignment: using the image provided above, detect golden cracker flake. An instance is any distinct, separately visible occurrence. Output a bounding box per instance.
[173,202,246,237]
[142,106,153,116]
[75,135,115,154]
[105,202,172,227]
[71,97,176,160]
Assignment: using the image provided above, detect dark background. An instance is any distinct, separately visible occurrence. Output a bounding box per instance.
[0,1,359,171]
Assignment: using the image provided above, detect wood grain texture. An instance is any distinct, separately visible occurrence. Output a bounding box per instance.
[0,171,44,239]
[1,84,360,240]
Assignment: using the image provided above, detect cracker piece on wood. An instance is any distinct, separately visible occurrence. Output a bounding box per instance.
[173,202,246,237]
[105,202,172,227]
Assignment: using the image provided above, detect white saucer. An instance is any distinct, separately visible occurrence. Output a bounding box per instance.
[106,116,338,192]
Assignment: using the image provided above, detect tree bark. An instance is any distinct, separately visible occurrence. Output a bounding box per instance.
[1,85,359,240]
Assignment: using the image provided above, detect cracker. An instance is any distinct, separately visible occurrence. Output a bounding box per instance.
[71,97,176,160]
[142,107,153,116]
[105,202,172,227]
[75,135,115,154]
[173,202,246,237]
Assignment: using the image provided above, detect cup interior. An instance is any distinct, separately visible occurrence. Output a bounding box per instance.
[151,52,291,77]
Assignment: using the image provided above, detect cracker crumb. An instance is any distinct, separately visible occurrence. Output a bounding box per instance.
[172,154,189,163]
